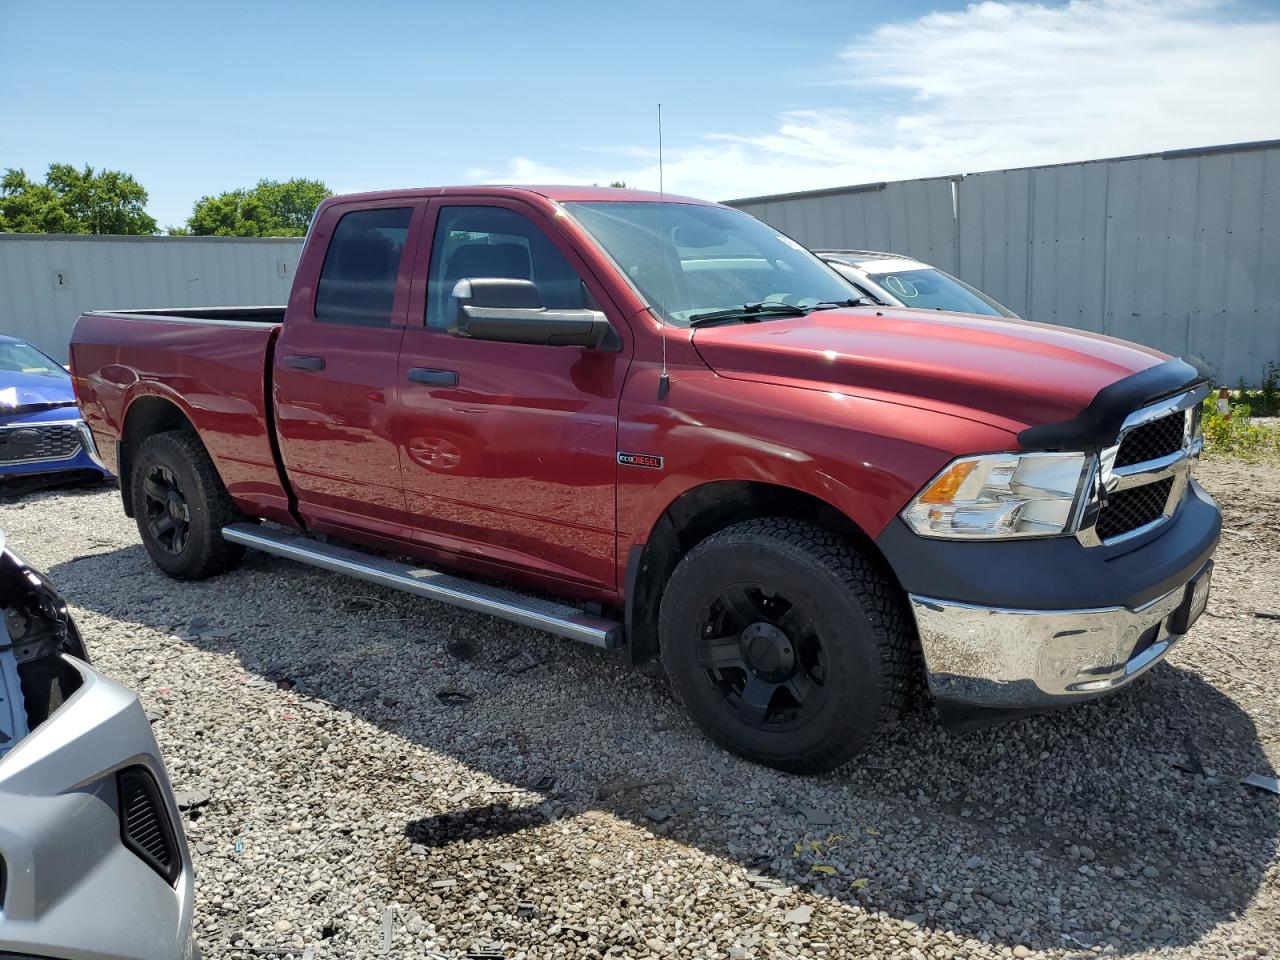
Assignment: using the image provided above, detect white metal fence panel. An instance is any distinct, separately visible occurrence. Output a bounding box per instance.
[730,177,959,274]
[0,235,305,360]
[958,144,1280,383]
[729,141,1280,384]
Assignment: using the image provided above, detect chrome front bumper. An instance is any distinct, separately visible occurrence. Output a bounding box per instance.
[909,560,1211,710]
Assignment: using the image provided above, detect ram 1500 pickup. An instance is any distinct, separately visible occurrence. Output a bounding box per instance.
[70,186,1220,772]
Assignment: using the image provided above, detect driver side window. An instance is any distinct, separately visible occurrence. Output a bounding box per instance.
[425,206,588,330]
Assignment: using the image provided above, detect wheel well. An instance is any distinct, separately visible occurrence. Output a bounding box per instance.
[625,480,903,662]
[118,397,195,517]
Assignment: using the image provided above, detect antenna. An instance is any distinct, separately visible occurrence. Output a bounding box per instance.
[658,102,665,196]
[657,102,670,401]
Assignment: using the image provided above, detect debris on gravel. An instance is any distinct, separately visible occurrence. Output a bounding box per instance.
[1,459,1277,959]
[174,787,212,811]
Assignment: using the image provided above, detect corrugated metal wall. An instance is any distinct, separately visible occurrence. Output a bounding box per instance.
[0,235,305,359]
[733,177,961,274]
[729,140,1280,384]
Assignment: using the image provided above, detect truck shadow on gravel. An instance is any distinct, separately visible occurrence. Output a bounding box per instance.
[54,543,1279,956]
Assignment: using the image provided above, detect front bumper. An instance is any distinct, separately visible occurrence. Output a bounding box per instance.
[877,478,1220,727]
[910,558,1211,719]
[0,417,113,481]
[0,657,196,960]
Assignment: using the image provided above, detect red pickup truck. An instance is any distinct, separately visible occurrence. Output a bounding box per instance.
[70,186,1220,772]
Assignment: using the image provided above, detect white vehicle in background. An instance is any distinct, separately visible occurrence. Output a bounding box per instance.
[817,249,1020,319]
[1,531,197,960]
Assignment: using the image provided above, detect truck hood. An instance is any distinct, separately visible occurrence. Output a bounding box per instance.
[0,369,76,416]
[690,308,1169,434]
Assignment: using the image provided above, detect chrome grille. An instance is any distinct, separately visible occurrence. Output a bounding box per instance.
[1114,411,1185,467]
[0,423,82,464]
[1077,386,1206,547]
[1096,477,1175,541]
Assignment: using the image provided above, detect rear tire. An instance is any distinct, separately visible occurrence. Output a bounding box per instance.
[659,518,914,773]
[130,430,245,580]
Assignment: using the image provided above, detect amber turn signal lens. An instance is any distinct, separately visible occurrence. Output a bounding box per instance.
[918,460,979,504]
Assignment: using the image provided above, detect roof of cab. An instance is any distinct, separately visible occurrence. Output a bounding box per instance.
[321,184,718,206]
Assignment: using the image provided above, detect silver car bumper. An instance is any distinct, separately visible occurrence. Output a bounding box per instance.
[0,656,197,960]
[909,560,1212,710]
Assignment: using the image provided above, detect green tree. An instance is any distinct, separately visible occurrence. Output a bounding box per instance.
[0,164,156,234]
[186,178,332,236]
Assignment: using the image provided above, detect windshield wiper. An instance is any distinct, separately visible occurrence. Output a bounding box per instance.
[688,298,874,327]
[811,297,872,309]
[688,302,810,327]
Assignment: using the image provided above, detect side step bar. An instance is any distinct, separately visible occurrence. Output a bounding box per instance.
[221,523,623,649]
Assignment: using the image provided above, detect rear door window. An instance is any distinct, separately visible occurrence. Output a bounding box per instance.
[315,207,412,326]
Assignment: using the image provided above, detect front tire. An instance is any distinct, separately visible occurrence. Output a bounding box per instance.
[659,518,914,773]
[130,430,245,580]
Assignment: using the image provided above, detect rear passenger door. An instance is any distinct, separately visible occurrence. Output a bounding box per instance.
[273,201,419,540]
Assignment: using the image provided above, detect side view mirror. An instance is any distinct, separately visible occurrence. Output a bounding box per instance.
[449,278,619,350]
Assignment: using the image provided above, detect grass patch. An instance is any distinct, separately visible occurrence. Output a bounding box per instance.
[1202,397,1280,461]
[1229,361,1280,417]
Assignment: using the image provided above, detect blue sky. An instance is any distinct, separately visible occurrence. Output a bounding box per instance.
[3,0,1279,230]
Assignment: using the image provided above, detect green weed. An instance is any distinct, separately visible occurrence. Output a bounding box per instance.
[1201,396,1280,461]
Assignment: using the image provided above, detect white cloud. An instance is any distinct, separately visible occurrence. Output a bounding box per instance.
[475,0,1280,200]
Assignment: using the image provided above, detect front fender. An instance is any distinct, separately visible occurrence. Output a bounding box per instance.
[617,363,1018,557]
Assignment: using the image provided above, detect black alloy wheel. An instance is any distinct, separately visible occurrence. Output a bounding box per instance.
[142,464,191,554]
[130,430,246,580]
[659,518,915,773]
[696,583,827,730]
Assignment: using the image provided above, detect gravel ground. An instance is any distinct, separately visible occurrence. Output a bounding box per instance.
[2,460,1277,960]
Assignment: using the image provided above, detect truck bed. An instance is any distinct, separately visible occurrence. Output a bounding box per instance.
[70,306,294,524]
[96,305,287,325]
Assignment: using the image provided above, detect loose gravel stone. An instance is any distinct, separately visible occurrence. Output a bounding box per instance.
[2,459,1277,959]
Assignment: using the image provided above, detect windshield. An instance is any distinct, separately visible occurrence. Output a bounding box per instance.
[564,202,858,326]
[0,340,64,376]
[861,266,1017,318]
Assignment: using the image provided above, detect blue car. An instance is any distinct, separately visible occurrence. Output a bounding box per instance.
[0,335,112,488]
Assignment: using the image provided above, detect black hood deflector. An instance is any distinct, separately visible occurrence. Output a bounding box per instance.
[1018,356,1211,451]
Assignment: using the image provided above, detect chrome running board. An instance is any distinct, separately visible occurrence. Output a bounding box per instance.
[221,523,623,649]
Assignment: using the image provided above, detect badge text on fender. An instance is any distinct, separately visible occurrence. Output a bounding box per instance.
[617,451,664,470]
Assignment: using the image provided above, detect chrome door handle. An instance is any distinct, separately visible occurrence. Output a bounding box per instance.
[283,355,325,372]
[407,367,458,387]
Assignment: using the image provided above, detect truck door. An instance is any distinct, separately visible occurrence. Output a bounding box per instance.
[272,201,418,540]
[396,199,629,590]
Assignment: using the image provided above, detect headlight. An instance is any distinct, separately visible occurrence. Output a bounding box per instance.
[902,451,1092,539]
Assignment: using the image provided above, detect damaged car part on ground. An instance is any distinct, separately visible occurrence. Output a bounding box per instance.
[70,186,1221,773]
[0,530,198,960]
